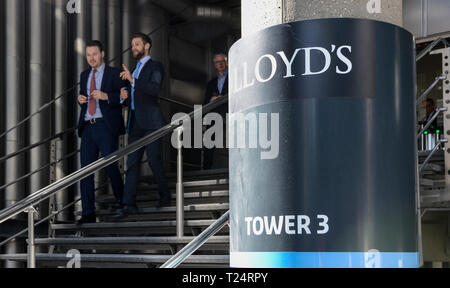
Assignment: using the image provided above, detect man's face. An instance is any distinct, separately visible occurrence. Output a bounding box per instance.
[86,46,104,69]
[214,56,228,74]
[425,100,435,114]
[132,37,150,60]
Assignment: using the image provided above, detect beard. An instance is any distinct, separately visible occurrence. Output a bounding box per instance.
[133,49,145,60]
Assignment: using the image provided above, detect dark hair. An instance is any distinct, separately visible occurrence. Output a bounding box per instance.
[132,32,152,48]
[86,40,104,52]
[426,98,434,106]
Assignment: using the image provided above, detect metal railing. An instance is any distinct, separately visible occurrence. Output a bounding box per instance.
[416,37,449,62]
[160,210,229,268]
[416,74,447,105]
[419,138,448,173]
[417,107,447,139]
[0,5,192,142]
[0,95,228,268]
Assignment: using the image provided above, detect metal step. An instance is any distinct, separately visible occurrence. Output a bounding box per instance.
[420,163,444,174]
[0,253,230,267]
[144,168,229,182]
[32,236,230,252]
[418,150,445,159]
[420,178,445,188]
[81,203,229,218]
[139,179,229,190]
[34,235,229,245]
[51,219,218,231]
[96,190,229,206]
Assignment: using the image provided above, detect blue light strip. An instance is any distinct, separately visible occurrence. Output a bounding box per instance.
[230,252,419,268]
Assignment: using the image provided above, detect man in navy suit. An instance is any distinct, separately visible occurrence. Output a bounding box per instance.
[203,53,228,170]
[114,33,170,219]
[77,40,127,224]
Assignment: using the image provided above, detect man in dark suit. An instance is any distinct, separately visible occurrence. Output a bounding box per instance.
[203,53,228,170]
[114,33,170,219]
[76,40,127,224]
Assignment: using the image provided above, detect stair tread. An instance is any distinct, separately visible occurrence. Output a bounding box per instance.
[139,179,229,190]
[90,203,229,216]
[34,236,229,245]
[51,219,218,230]
[97,190,229,204]
[0,253,229,264]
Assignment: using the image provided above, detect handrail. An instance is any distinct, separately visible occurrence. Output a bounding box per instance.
[416,74,447,105]
[0,164,128,248]
[160,96,194,109]
[0,5,191,141]
[416,37,450,62]
[417,107,447,139]
[0,95,228,224]
[419,138,448,173]
[0,149,80,192]
[0,198,81,248]
[0,127,77,164]
[160,210,229,268]
[0,94,193,165]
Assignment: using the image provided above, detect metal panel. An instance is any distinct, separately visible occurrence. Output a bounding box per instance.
[427,0,450,37]
[403,0,450,38]
[403,0,423,37]
[432,47,450,202]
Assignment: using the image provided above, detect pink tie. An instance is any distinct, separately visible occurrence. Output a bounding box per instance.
[88,69,97,116]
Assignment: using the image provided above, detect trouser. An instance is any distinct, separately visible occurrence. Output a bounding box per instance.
[80,121,123,216]
[122,113,169,206]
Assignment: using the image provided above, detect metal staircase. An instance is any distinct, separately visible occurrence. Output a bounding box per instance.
[0,169,230,268]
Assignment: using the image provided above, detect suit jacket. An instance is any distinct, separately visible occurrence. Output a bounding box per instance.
[78,65,127,138]
[127,59,166,130]
[204,75,228,115]
[204,75,228,105]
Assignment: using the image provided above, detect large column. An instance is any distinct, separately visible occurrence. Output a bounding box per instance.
[73,0,91,215]
[0,0,5,212]
[4,0,26,268]
[122,0,137,70]
[137,0,171,174]
[231,0,417,268]
[54,0,69,221]
[91,0,106,43]
[91,0,109,198]
[242,0,403,37]
[107,0,122,67]
[28,0,52,219]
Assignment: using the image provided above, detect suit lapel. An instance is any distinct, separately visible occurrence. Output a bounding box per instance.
[100,65,108,92]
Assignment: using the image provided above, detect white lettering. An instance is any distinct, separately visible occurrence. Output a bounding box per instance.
[302,47,331,76]
[277,49,302,78]
[317,214,329,234]
[336,45,353,74]
[263,216,284,235]
[255,54,277,83]
[297,215,311,234]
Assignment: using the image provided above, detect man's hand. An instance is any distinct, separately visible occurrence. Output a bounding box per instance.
[78,95,88,104]
[120,88,129,100]
[120,64,133,83]
[210,95,222,102]
[91,90,108,101]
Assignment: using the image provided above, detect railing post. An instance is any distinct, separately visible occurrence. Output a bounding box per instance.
[176,127,184,238]
[25,206,37,268]
[48,139,57,236]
